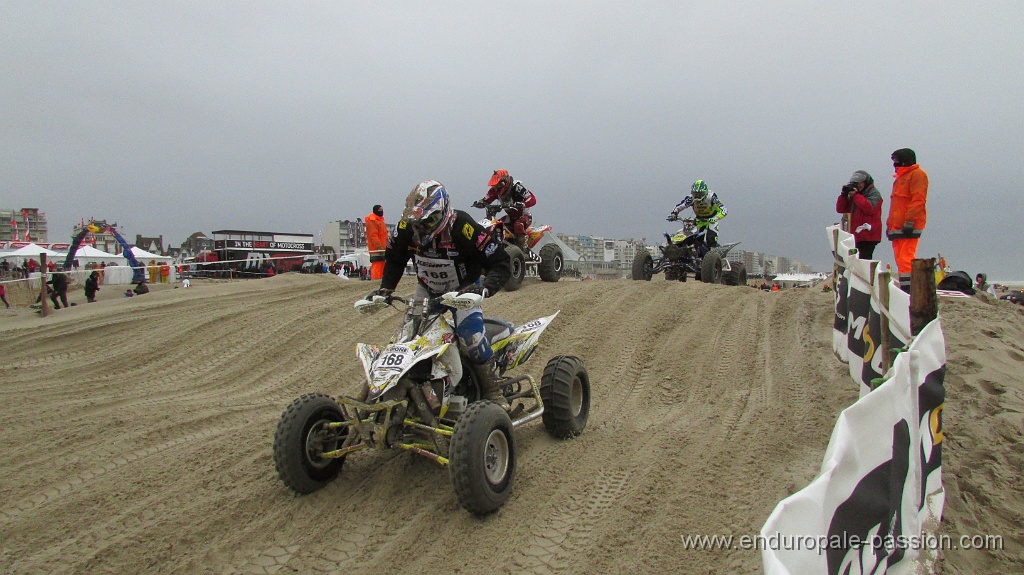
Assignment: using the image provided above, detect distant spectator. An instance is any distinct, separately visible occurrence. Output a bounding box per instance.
[886,148,929,292]
[159,262,170,283]
[85,271,100,303]
[47,272,69,309]
[148,260,158,283]
[182,278,191,288]
[27,258,37,274]
[0,282,10,308]
[99,262,106,284]
[836,170,883,259]
[365,205,388,280]
[123,289,134,298]
[975,273,996,297]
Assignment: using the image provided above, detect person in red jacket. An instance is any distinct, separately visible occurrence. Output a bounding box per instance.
[886,148,929,292]
[472,169,537,251]
[836,170,883,259]
[364,205,388,280]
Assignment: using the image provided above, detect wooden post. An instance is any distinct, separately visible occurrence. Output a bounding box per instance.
[910,258,938,336]
[40,254,51,317]
[878,271,893,372]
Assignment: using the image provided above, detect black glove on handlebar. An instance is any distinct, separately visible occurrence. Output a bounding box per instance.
[458,284,489,298]
[666,214,678,221]
[366,288,393,300]
[472,200,486,209]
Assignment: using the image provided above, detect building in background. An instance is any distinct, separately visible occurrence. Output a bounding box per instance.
[70,220,122,255]
[1,208,48,243]
[135,234,164,255]
[180,232,214,257]
[322,219,396,256]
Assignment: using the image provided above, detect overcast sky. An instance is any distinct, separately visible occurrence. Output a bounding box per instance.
[3,2,1022,279]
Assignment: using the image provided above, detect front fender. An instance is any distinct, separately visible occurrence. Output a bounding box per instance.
[358,341,455,401]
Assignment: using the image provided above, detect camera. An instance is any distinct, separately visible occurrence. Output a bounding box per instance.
[842,184,858,194]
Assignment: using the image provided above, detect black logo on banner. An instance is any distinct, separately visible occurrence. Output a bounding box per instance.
[919,366,945,510]
[834,262,849,334]
[827,419,911,575]
[846,285,883,385]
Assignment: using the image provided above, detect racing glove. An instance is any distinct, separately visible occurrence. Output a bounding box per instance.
[511,202,525,211]
[366,287,393,301]
[458,284,489,298]
[666,213,679,221]
[472,200,487,209]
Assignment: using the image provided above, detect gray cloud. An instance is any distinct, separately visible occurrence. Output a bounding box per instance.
[3,1,1022,278]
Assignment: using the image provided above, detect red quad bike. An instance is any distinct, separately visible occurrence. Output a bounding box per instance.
[476,203,564,291]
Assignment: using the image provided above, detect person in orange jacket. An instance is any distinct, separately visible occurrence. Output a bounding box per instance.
[885,148,928,292]
[365,205,388,280]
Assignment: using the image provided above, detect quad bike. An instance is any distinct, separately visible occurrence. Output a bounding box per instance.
[631,218,747,285]
[272,291,590,515]
[475,203,564,291]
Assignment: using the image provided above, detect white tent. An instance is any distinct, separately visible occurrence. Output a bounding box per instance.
[65,245,127,267]
[1,243,60,259]
[130,246,172,261]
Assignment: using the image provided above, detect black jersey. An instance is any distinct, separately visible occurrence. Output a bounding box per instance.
[381,210,511,296]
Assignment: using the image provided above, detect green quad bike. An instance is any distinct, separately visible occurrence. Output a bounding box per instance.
[631,218,747,285]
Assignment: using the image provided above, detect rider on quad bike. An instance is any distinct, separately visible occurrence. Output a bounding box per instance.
[667,179,728,258]
[371,180,512,401]
[472,169,537,253]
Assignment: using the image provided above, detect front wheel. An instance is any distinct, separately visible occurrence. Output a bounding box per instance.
[449,401,517,515]
[273,393,348,494]
[504,245,526,291]
[631,252,653,281]
[540,355,591,439]
[700,250,723,284]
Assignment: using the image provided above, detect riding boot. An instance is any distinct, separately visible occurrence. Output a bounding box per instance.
[471,361,505,404]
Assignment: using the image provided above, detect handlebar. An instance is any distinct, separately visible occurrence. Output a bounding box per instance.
[354,291,483,314]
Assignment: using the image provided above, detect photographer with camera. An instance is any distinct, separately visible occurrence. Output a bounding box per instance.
[836,170,883,259]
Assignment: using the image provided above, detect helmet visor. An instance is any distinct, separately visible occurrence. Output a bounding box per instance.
[410,210,443,243]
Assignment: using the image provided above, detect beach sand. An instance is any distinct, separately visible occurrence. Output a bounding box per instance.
[0,275,1021,574]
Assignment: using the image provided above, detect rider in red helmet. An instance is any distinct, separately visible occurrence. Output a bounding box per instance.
[472,169,537,251]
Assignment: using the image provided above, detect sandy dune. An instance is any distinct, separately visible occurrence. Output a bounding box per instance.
[1,275,1021,574]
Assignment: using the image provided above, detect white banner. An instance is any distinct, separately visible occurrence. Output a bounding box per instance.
[762,320,946,575]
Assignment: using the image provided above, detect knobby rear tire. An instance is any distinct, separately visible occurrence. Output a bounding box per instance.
[540,355,591,439]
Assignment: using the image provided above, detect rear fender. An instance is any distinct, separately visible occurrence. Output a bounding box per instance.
[526,226,552,248]
[491,311,560,371]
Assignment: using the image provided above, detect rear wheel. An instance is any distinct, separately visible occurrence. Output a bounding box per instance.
[631,252,653,281]
[540,355,590,439]
[449,401,516,515]
[538,244,563,282]
[273,393,347,494]
[504,245,526,291]
[701,250,723,284]
[723,262,747,286]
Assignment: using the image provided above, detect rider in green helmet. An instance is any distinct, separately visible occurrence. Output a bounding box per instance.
[667,179,728,252]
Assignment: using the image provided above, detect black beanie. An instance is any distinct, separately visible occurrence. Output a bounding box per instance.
[891,148,917,167]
